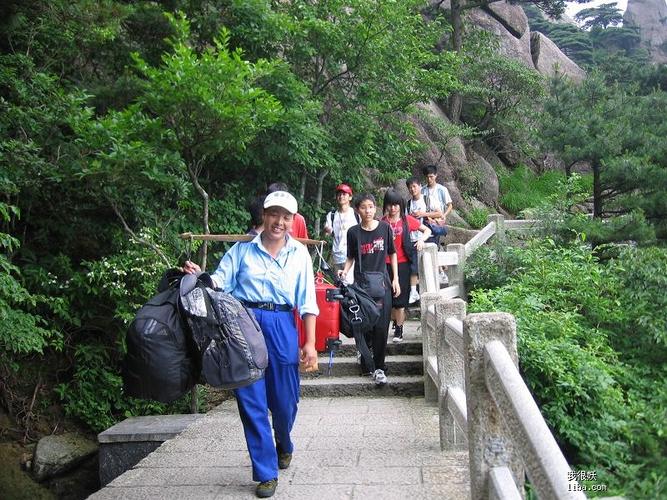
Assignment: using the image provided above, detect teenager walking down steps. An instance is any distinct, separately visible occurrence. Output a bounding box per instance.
[183,190,318,498]
[382,189,431,343]
[338,193,399,386]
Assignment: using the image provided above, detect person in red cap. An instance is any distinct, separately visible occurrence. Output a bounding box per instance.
[323,183,360,274]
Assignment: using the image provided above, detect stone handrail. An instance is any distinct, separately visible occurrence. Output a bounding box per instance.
[418,214,585,499]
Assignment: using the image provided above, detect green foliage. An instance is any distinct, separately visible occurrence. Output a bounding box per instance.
[134,14,283,162]
[574,3,623,30]
[50,239,192,431]
[609,246,667,351]
[465,207,491,229]
[499,165,566,215]
[0,195,62,370]
[465,236,528,290]
[468,238,667,496]
[457,37,545,161]
[540,74,667,240]
[252,0,460,197]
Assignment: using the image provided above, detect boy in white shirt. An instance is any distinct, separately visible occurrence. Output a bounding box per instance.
[324,183,360,274]
[420,165,453,285]
[405,177,427,303]
[420,164,452,244]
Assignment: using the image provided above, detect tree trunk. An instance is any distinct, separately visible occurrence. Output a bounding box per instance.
[186,160,210,270]
[592,159,602,218]
[299,174,306,201]
[448,0,464,122]
[313,169,328,237]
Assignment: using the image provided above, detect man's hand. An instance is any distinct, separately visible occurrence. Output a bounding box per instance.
[299,344,318,373]
[182,260,201,274]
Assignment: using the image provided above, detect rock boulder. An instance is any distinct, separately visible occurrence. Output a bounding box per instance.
[624,0,667,64]
[467,7,535,69]
[33,433,98,481]
[531,32,586,83]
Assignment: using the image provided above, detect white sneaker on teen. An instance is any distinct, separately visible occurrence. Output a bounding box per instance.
[373,369,387,385]
[408,289,420,304]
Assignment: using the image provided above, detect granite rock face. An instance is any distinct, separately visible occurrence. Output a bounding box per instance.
[624,0,667,64]
[467,7,535,69]
[531,31,586,83]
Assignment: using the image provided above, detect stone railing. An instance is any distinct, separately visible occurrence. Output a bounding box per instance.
[418,215,585,499]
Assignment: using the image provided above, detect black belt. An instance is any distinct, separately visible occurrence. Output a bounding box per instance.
[242,301,292,312]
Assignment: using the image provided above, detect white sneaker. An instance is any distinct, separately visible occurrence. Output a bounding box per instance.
[356,351,362,365]
[408,290,420,304]
[373,369,387,385]
[439,271,449,285]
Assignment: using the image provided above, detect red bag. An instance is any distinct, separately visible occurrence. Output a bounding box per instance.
[296,272,340,352]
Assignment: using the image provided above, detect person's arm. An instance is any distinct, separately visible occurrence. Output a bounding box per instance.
[300,313,318,370]
[416,223,431,251]
[442,202,453,222]
[338,257,354,279]
[390,252,400,297]
[441,186,453,222]
[323,212,333,235]
[338,226,356,279]
[182,243,240,290]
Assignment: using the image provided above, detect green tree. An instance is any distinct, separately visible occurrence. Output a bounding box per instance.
[540,74,667,240]
[574,2,623,30]
[218,0,460,235]
[460,50,545,156]
[129,13,283,267]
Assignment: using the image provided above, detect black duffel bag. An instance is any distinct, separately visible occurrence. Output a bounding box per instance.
[123,269,197,403]
[179,273,268,390]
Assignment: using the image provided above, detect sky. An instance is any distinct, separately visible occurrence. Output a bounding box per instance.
[565,0,628,19]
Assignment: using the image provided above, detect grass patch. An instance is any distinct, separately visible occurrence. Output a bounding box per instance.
[499,165,565,215]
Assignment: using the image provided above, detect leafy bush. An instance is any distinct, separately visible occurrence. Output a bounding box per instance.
[465,236,528,291]
[499,165,566,215]
[0,201,57,357]
[468,238,667,496]
[465,207,490,229]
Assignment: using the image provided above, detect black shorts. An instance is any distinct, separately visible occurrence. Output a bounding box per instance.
[409,253,419,275]
[387,261,411,309]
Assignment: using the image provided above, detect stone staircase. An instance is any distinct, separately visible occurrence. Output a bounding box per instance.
[300,319,424,397]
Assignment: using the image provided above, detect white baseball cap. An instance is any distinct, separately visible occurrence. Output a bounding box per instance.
[263,191,298,214]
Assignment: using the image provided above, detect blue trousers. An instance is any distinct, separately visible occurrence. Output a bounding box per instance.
[234,309,300,482]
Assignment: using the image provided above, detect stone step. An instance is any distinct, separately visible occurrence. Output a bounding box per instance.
[305,354,424,377]
[300,374,424,397]
[328,338,423,357]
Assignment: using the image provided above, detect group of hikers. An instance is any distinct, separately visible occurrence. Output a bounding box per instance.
[182,165,453,498]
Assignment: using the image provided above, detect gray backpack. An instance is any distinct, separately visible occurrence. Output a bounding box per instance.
[179,273,268,389]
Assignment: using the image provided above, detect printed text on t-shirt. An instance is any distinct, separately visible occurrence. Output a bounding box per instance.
[360,238,385,255]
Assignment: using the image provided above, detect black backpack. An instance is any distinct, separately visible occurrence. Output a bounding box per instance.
[123,270,197,403]
[179,273,268,389]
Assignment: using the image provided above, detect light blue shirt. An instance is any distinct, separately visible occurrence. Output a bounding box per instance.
[421,183,452,213]
[210,234,319,318]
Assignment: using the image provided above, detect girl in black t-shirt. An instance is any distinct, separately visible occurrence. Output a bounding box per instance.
[338,193,399,385]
